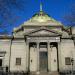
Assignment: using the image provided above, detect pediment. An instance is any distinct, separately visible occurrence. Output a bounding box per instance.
[25,28,62,37]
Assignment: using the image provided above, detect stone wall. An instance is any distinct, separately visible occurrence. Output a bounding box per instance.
[10,39,27,72]
[60,39,75,71]
[0,39,11,71]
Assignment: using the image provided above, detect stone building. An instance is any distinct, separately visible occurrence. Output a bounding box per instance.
[0,4,75,74]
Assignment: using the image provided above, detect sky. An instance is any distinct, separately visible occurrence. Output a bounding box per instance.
[0,0,75,34]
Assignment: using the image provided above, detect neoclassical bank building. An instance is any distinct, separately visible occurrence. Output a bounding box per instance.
[0,5,75,74]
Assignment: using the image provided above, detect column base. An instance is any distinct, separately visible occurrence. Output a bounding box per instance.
[48,71,51,74]
[36,71,40,74]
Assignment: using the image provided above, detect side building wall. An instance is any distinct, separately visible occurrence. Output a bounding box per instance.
[60,39,75,71]
[10,39,27,72]
[0,39,11,71]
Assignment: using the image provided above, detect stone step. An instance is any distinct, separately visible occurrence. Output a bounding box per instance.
[30,71,59,75]
[50,71,59,75]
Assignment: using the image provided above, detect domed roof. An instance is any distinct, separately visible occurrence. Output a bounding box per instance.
[23,11,63,26]
[22,3,63,26]
[13,3,63,32]
[31,11,53,22]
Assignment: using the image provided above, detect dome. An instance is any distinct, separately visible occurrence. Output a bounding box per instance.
[27,10,62,25]
[13,3,63,32]
[31,11,53,22]
[22,3,63,26]
[22,11,63,26]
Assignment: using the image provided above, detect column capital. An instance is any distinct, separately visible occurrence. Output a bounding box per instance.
[47,42,51,71]
[26,41,29,45]
[47,42,50,48]
[48,42,50,44]
[37,42,40,44]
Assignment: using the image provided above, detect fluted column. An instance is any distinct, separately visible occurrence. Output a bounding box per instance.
[37,42,40,73]
[26,42,30,72]
[58,42,61,71]
[48,42,51,72]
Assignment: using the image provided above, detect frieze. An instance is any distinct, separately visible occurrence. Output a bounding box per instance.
[27,37,60,42]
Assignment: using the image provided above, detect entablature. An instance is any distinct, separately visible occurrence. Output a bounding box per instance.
[27,36,60,43]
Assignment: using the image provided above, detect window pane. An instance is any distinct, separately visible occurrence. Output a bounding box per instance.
[65,57,71,65]
[16,58,21,65]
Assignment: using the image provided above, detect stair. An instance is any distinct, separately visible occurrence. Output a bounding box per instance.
[30,71,59,75]
[50,71,59,75]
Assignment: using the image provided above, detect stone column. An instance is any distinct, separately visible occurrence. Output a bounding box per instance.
[48,42,51,72]
[37,42,40,74]
[58,42,62,71]
[26,42,30,72]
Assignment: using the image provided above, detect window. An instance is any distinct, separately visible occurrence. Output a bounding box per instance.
[16,58,21,65]
[0,59,2,66]
[65,57,71,65]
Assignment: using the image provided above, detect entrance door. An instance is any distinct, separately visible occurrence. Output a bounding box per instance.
[39,52,48,71]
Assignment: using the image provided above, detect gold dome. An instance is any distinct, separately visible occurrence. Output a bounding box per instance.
[22,3,63,26]
[31,11,55,23]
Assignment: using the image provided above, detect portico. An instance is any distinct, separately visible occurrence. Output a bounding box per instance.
[26,35,60,73]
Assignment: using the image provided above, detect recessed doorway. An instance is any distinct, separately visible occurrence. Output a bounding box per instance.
[39,42,48,72]
[39,52,48,71]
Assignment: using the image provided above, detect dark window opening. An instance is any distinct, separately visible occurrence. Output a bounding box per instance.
[65,57,71,65]
[50,42,58,48]
[16,58,21,65]
[29,42,37,48]
[40,42,47,48]
[0,59,2,66]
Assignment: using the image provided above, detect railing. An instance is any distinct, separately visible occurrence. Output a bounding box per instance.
[60,70,75,75]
